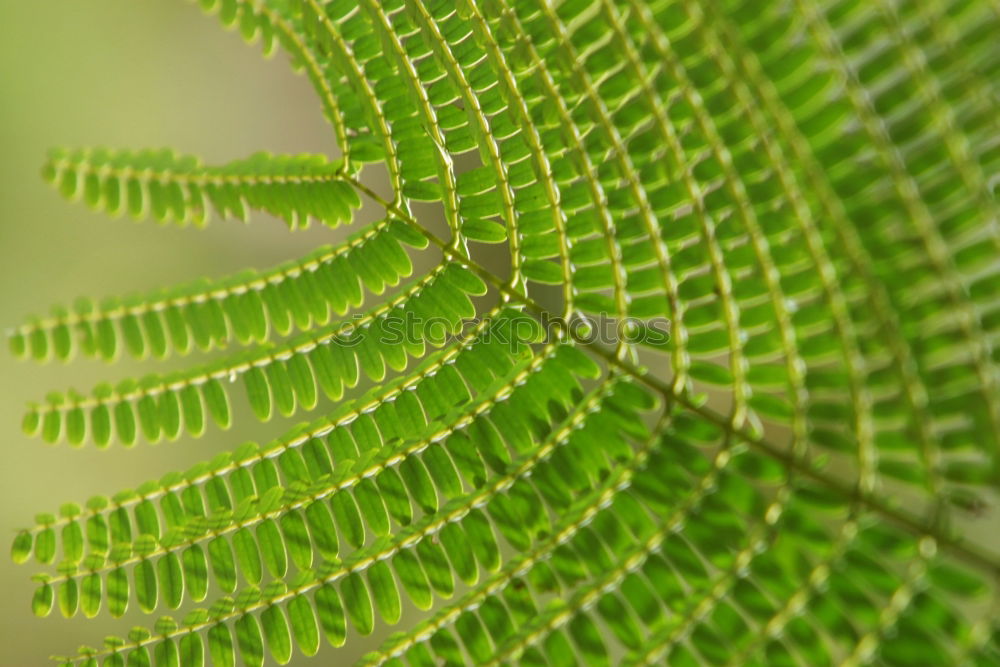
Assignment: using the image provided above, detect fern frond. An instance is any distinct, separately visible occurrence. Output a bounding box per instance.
[8,219,425,363]
[21,262,492,446]
[14,305,550,577]
[25,343,621,661]
[9,0,1000,664]
[363,407,671,665]
[42,372,655,664]
[43,148,361,229]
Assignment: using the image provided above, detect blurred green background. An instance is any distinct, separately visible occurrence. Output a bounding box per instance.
[0,1,385,662]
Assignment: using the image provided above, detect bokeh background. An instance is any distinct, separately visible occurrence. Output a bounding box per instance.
[0,1,385,662]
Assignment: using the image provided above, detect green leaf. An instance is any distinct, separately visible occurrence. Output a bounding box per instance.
[233,528,263,586]
[462,219,507,242]
[596,593,643,649]
[443,263,488,297]
[256,519,288,579]
[32,581,53,617]
[154,638,180,667]
[393,548,433,611]
[107,566,129,618]
[66,406,86,445]
[61,521,84,563]
[341,572,374,635]
[356,333,386,382]
[417,538,454,598]
[235,613,265,667]
[158,391,182,440]
[201,379,231,429]
[158,551,184,609]
[266,361,296,417]
[208,623,235,667]
[261,605,293,665]
[363,563,398,627]
[569,612,609,664]
[136,394,160,442]
[183,545,209,602]
[11,531,32,564]
[114,402,136,446]
[304,501,339,560]
[314,584,347,648]
[555,344,602,379]
[430,627,464,663]
[279,511,313,572]
[92,404,113,446]
[20,407,40,438]
[179,386,205,438]
[286,354,318,411]
[244,367,272,422]
[286,595,320,657]
[208,537,237,594]
[523,259,564,284]
[421,447,463,501]
[439,521,478,586]
[463,508,500,572]
[179,633,205,667]
[134,559,157,613]
[749,393,794,421]
[689,360,733,386]
[927,563,985,597]
[309,344,344,401]
[398,455,438,515]
[353,478,390,538]
[375,468,413,526]
[330,491,365,550]
[455,611,491,663]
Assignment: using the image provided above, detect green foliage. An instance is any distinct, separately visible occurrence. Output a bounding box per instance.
[8,0,1000,665]
[41,148,360,229]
